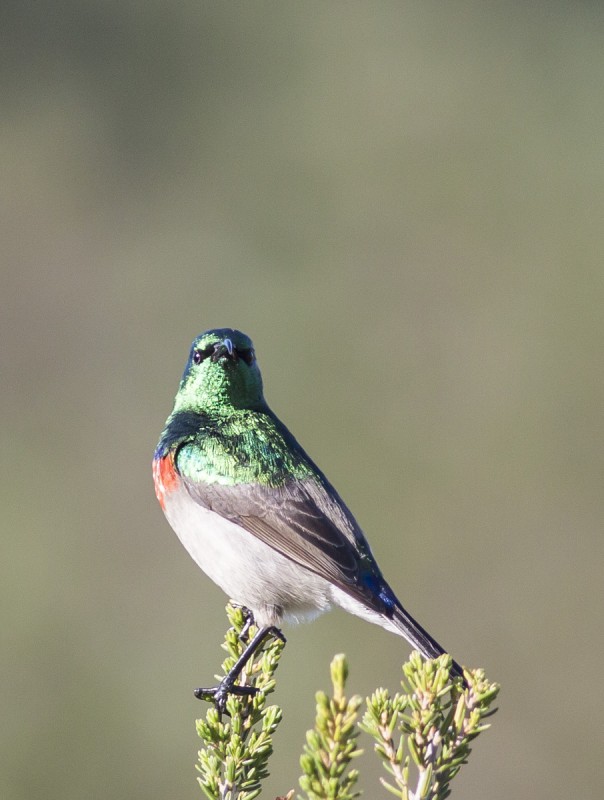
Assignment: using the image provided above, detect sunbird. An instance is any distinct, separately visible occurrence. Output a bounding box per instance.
[154,328,464,709]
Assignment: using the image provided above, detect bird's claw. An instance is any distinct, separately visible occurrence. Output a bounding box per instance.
[194,682,259,715]
[238,607,256,642]
[193,624,283,715]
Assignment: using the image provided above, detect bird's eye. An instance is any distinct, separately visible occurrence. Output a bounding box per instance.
[237,347,255,366]
[193,347,214,365]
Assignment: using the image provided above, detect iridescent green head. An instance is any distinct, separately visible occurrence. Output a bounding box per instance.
[173,328,265,415]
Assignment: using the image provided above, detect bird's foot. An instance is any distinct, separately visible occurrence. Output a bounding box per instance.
[194,679,259,715]
[238,606,256,642]
[194,624,286,716]
[228,602,256,642]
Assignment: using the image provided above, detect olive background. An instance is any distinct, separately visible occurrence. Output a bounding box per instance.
[2,3,603,799]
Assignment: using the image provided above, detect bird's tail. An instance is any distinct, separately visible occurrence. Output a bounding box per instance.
[391,602,465,682]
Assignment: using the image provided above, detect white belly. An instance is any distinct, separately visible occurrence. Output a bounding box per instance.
[163,483,334,628]
[164,482,402,636]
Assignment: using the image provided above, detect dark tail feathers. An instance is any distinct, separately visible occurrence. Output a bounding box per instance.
[392,602,465,683]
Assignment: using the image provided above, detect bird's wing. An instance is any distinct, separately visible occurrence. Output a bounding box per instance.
[180,473,374,590]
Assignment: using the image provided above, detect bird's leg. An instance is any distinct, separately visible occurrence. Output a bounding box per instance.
[238,606,255,642]
[194,625,286,715]
[228,602,256,641]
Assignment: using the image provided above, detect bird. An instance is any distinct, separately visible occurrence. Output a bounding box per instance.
[153,328,464,709]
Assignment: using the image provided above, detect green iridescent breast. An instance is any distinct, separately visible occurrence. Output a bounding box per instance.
[175,409,315,487]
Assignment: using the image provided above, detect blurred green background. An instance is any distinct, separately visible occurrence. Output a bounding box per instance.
[2,2,603,798]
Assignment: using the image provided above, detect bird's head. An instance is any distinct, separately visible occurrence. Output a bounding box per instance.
[173,328,265,414]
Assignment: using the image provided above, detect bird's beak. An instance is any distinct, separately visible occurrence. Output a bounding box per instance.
[210,338,237,363]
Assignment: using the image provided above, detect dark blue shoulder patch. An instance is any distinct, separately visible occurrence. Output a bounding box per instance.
[360,572,397,617]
